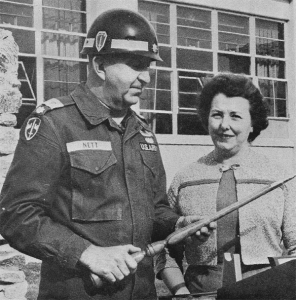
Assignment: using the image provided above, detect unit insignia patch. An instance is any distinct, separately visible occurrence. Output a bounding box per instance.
[25,117,41,140]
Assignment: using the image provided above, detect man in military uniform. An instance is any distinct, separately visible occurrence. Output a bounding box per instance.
[0,9,214,300]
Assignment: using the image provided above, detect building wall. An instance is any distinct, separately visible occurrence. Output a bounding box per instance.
[86,0,296,185]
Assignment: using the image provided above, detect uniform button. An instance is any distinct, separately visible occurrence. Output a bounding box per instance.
[95,167,99,171]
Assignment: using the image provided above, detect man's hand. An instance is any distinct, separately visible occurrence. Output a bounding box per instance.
[79,244,141,283]
[176,215,216,243]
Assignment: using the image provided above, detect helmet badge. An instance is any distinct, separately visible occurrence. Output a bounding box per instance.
[152,43,158,53]
[96,31,107,52]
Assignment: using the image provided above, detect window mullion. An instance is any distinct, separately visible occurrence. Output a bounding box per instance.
[170,4,178,136]
[212,10,218,74]
[34,0,44,105]
[250,16,256,78]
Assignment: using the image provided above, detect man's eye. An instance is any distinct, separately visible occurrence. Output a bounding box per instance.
[211,113,222,118]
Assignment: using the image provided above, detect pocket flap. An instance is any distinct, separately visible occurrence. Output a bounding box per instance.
[69,150,117,174]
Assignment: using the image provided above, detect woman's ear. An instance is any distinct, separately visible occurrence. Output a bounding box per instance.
[92,56,105,80]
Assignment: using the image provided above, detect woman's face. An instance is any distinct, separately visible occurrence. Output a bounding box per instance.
[208,93,253,156]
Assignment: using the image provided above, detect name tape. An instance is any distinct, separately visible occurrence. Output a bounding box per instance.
[67,141,112,152]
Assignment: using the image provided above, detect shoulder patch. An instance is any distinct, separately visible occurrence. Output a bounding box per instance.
[25,117,41,140]
[34,98,64,116]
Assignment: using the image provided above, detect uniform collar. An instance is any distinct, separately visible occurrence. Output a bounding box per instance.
[70,83,151,132]
[70,83,111,126]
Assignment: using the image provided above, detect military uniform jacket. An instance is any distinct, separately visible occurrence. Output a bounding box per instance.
[0,84,178,300]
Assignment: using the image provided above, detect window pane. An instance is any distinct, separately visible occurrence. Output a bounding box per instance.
[179,77,200,93]
[275,99,286,117]
[44,82,78,99]
[15,57,36,128]
[264,98,275,117]
[157,46,171,68]
[177,7,211,49]
[156,90,171,110]
[10,0,33,4]
[274,81,286,99]
[43,0,86,11]
[140,112,172,134]
[258,79,273,98]
[218,13,249,34]
[139,1,170,44]
[42,32,84,58]
[219,32,249,53]
[5,28,35,54]
[256,38,284,58]
[177,7,211,29]
[141,70,171,111]
[177,49,213,71]
[0,3,33,27]
[151,70,171,90]
[256,19,284,40]
[259,79,287,117]
[178,113,207,135]
[140,89,155,110]
[155,23,170,44]
[44,59,87,99]
[43,7,86,33]
[218,54,250,74]
[179,72,212,109]
[256,58,285,78]
[179,94,197,109]
[178,27,211,49]
[18,57,36,100]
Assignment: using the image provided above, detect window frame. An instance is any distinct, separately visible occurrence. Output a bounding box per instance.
[138,0,289,143]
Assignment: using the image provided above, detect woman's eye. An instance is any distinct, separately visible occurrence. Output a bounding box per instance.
[232,114,242,119]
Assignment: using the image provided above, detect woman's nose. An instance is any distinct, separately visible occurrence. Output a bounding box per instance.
[220,116,230,130]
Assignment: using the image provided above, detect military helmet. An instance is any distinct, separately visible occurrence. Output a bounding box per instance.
[81,9,162,61]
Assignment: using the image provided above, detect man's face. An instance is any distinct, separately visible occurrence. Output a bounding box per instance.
[101,54,152,111]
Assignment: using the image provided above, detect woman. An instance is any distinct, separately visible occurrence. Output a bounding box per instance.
[156,73,296,296]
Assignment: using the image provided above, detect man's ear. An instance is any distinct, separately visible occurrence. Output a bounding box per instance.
[92,56,105,80]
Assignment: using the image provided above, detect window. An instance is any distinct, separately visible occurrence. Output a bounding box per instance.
[44,58,87,99]
[139,2,172,133]
[0,1,33,27]
[42,0,87,99]
[42,0,86,33]
[218,13,250,74]
[15,58,36,128]
[0,0,88,126]
[256,19,286,117]
[138,1,287,136]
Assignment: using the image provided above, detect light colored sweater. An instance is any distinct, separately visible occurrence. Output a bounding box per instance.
[156,149,296,274]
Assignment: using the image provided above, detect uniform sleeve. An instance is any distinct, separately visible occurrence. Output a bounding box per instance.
[282,177,296,255]
[152,144,179,242]
[155,176,184,278]
[0,115,91,270]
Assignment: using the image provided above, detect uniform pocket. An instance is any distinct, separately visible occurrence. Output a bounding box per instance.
[69,150,116,175]
[69,150,121,221]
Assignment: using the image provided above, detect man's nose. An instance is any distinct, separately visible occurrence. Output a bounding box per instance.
[138,69,150,84]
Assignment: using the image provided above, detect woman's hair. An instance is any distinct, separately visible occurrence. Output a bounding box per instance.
[198,72,269,142]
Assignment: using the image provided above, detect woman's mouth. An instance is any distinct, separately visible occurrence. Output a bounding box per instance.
[219,134,234,139]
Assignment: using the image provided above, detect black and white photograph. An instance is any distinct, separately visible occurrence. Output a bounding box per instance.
[0,0,295,299]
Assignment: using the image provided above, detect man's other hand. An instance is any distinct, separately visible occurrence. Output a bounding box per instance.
[79,244,141,283]
[176,215,216,243]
